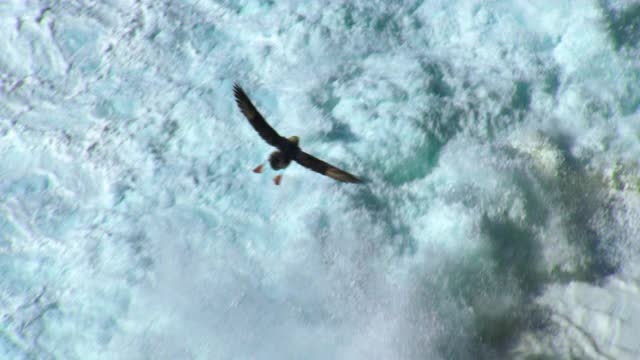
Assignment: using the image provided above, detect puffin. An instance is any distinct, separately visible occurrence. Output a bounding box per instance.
[233,83,362,185]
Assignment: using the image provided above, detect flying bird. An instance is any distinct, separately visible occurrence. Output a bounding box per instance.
[233,83,362,185]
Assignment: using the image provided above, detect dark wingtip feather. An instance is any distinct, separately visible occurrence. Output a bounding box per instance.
[233,83,244,101]
[341,171,366,184]
[233,83,254,116]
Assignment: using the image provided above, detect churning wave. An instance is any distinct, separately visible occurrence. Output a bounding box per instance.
[1,1,640,359]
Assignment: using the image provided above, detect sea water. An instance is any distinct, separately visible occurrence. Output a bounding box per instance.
[1,0,639,359]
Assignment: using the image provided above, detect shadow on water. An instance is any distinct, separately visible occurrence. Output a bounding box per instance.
[415,210,555,359]
[462,136,619,359]
[548,132,620,282]
[399,131,620,359]
[349,126,618,358]
[472,215,551,356]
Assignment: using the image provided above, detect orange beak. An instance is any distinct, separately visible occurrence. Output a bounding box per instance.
[273,174,282,185]
[253,164,264,173]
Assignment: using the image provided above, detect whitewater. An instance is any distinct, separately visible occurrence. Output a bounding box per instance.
[1,0,640,359]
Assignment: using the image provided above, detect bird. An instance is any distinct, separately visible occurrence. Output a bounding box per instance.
[233,83,362,185]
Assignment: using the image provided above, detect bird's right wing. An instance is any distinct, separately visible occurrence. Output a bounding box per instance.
[295,151,362,183]
[233,84,287,149]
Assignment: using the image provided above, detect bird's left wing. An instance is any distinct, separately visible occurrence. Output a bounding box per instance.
[295,151,362,183]
[233,84,287,149]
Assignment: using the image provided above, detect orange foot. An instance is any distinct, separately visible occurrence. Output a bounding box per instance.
[274,174,282,185]
[253,164,264,173]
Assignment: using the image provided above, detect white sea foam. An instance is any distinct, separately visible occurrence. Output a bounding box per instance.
[1,0,639,359]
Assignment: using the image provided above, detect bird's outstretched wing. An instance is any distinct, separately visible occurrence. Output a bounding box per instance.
[295,151,362,183]
[233,84,287,149]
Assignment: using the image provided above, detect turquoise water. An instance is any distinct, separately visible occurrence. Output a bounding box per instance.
[1,1,640,359]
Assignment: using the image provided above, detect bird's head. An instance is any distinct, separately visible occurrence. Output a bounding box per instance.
[288,136,299,145]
